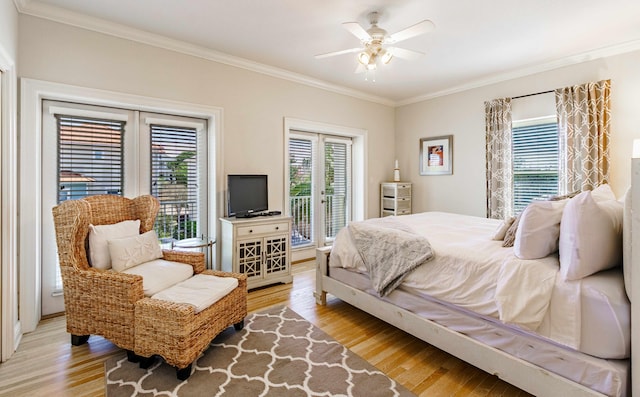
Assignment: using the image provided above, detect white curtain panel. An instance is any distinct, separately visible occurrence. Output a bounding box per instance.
[485,98,513,219]
[555,80,611,194]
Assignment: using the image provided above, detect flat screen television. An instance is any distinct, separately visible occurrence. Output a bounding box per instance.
[227,174,268,217]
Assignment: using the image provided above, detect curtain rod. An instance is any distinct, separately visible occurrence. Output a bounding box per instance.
[511,89,554,100]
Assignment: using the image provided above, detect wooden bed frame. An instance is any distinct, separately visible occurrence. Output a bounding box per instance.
[314,158,640,397]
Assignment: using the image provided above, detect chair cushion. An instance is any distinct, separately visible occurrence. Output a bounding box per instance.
[151,274,239,313]
[491,216,515,241]
[122,259,194,296]
[88,220,140,270]
[108,230,163,272]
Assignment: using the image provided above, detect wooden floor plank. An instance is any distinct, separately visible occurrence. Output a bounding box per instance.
[0,263,532,396]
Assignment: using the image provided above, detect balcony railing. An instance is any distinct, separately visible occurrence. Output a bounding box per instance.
[290,195,312,247]
[290,194,346,247]
[155,200,198,243]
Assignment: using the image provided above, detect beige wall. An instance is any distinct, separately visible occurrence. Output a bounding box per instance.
[0,0,18,59]
[17,15,395,219]
[16,13,640,221]
[396,50,640,217]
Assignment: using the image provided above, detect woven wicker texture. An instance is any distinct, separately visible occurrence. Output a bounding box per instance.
[52,194,247,369]
[135,270,247,369]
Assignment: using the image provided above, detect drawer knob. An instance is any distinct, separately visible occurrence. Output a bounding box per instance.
[275,226,279,230]
[249,229,253,233]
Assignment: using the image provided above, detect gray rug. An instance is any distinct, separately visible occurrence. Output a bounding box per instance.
[105,305,415,397]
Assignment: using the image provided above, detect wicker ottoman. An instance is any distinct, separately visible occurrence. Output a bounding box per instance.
[133,270,247,380]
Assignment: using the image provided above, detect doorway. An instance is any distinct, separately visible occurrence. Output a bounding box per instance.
[41,100,209,316]
[284,118,367,262]
[289,131,352,249]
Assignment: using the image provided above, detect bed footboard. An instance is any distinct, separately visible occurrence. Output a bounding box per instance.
[314,246,331,305]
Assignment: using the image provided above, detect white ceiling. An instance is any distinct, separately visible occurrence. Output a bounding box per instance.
[16,0,640,105]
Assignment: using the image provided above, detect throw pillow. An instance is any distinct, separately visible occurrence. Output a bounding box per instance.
[559,190,623,280]
[492,216,515,241]
[549,191,580,201]
[109,230,164,272]
[514,199,567,259]
[88,220,141,270]
[502,213,522,248]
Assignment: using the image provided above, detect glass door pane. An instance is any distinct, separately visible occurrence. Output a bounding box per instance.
[323,139,350,242]
[288,133,351,249]
[289,137,315,248]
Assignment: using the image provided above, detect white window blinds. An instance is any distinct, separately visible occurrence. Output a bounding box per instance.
[150,124,200,241]
[289,137,314,246]
[512,121,559,213]
[324,140,349,240]
[57,115,124,202]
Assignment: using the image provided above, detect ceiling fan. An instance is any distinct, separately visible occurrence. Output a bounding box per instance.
[315,11,435,73]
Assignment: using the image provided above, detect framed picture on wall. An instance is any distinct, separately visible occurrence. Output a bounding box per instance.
[419,135,453,175]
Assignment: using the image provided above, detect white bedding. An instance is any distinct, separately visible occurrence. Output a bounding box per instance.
[330,211,629,355]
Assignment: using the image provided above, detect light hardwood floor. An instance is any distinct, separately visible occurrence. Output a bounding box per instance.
[0,263,531,396]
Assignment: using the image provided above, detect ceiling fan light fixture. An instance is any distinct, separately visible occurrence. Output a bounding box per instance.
[316,11,434,80]
[357,51,371,65]
[380,49,393,64]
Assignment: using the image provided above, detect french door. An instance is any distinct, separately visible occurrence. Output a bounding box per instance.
[41,100,208,316]
[289,131,352,249]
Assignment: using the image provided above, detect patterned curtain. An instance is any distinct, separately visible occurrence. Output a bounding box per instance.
[485,98,513,219]
[555,80,611,193]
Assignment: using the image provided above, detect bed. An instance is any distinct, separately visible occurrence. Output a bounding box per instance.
[314,159,640,397]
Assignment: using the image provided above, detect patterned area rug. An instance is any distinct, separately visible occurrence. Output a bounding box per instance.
[105,305,415,397]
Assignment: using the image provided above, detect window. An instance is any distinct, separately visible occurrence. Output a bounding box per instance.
[150,123,200,241]
[289,137,314,246]
[57,115,124,201]
[50,106,209,242]
[324,139,350,239]
[512,117,559,213]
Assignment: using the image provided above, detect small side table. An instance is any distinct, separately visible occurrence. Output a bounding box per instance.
[171,236,215,270]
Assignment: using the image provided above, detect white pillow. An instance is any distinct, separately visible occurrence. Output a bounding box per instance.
[514,200,567,259]
[108,230,164,272]
[591,183,617,202]
[88,220,141,270]
[492,217,515,241]
[559,190,623,281]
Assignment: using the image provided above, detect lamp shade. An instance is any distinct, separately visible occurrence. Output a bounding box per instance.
[357,51,370,65]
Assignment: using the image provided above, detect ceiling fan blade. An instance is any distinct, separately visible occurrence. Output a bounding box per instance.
[354,63,366,74]
[388,47,425,60]
[342,22,372,42]
[387,20,435,43]
[315,47,362,59]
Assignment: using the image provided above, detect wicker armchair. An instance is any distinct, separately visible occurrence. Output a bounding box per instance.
[52,194,247,379]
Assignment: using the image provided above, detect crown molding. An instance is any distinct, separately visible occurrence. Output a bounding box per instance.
[397,39,640,107]
[16,1,640,108]
[13,0,28,12]
[16,0,396,107]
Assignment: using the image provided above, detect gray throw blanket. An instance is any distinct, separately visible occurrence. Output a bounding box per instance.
[348,218,434,297]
